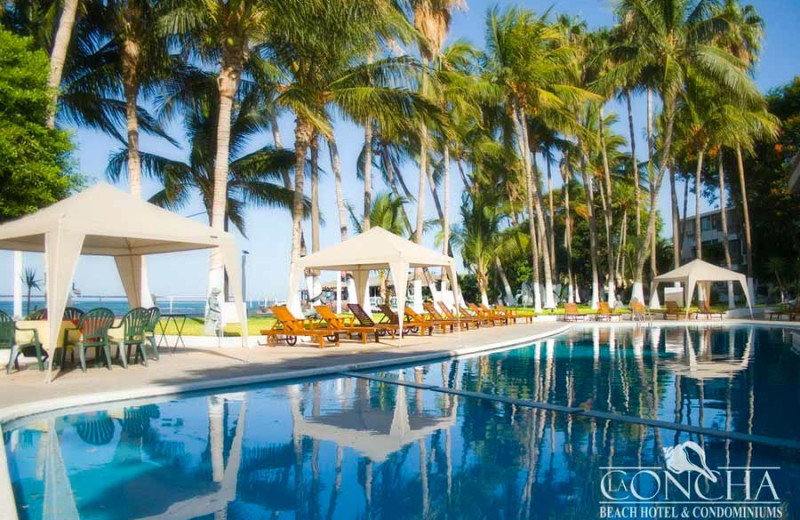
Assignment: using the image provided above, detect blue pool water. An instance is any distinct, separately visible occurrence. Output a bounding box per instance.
[4,325,800,519]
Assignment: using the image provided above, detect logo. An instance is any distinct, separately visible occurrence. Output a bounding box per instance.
[599,441,784,519]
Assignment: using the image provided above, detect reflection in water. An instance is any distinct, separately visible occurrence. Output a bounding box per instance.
[3,325,800,519]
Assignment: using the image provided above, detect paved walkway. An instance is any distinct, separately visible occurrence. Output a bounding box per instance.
[0,321,570,423]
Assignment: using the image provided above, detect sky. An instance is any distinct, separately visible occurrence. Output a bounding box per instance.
[1,0,799,302]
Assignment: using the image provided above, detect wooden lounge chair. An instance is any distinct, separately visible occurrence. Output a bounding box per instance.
[471,303,508,325]
[437,302,481,329]
[316,305,385,343]
[480,303,516,325]
[496,304,534,324]
[656,301,686,320]
[595,302,617,321]
[347,303,404,338]
[563,303,586,322]
[404,306,453,334]
[377,303,432,336]
[629,301,648,322]
[261,305,339,348]
[424,301,467,330]
[454,305,490,327]
[694,301,725,320]
[767,301,800,321]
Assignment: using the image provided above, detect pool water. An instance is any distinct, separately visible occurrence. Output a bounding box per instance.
[4,325,800,519]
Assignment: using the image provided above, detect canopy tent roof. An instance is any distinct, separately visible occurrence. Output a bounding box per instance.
[0,183,248,381]
[293,226,456,272]
[0,183,229,255]
[649,259,752,316]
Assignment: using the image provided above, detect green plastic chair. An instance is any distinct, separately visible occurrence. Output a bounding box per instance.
[111,307,150,368]
[63,307,84,321]
[1,310,48,373]
[25,308,47,320]
[63,308,115,372]
[144,307,161,361]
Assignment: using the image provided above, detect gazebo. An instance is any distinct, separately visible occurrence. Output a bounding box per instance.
[287,226,460,338]
[0,183,248,381]
[648,259,753,318]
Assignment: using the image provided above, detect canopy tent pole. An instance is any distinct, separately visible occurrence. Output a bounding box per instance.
[220,243,249,348]
[389,262,409,341]
[44,227,85,383]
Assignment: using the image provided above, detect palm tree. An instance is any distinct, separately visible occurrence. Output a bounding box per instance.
[45,0,80,128]
[160,0,276,292]
[611,0,760,304]
[452,191,502,305]
[21,267,41,316]
[485,7,593,310]
[107,71,307,242]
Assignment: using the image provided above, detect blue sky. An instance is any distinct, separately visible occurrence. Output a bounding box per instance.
[1,0,799,301]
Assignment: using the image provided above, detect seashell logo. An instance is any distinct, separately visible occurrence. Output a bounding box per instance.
[662,440,718,483]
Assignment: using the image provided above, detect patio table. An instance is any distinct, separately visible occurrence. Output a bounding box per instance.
[15,319,123,350]
[157,314,187,352]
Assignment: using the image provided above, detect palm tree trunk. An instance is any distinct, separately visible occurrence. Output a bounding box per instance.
[580,162,601,310]
[415,122,428,244]
[122,40,141,198]
[736,145,754,284]
[694,149,705,260]
[546,157,556,278]
[562,162,575,303]
[46,0,79,128]
[443,146,451,257]
[718,151,735,307]
[626,90,641,236]
[311,132,320,253]
[647,89,657,280]
[669,167,680,269]
[599,105,616,305]
[633,98,676,305]
[208,60,240,291]
[363,121,373,231]
[328,136,349,241]
[495,257,514,305]
[511,104,542,311]
[290,117,313,305]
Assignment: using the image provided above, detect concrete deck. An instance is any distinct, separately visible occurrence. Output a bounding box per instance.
[0,321,570,424]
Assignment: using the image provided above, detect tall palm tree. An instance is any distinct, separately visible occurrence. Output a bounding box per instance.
[108,72,307,239]
[452,191,502,305]
[21,267,41,316]
[612,0,760,304]
[45,0,79,128]
[160,0,276,292]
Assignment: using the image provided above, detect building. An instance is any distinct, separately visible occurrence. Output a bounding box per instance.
[679,207,746,271]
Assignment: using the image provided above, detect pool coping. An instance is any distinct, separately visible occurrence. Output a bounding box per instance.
[0,323,574,520]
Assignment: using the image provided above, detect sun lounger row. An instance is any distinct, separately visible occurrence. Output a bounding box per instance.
[260,301,534,348]
[562,300,726,321]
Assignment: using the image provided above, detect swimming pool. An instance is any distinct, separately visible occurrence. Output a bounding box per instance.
[4,324,800,519]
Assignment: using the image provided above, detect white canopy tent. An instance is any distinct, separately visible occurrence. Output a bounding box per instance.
[0,183,248,381]
[287,226,460,339]
[648,259,753,318]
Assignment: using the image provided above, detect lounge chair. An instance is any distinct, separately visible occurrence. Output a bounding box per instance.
[437,302,481,329]
[471,303,508,325]
[61,308,116,372]
[348,303,407,338]
[496,304,534,324]
[767,301,800,321]
[261,305,339,348]
[377,303,432,336]
[655,301,686,320]
[629,301,649,322]
[316,305,385,343]
[480,303,517,325]
[694,302,725,320]
[404,306,453,334]
[563,303,586,322]
[111,307,150,368]
[1,310,48,373]
[423,302,467,330]
[595,302,617,321]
